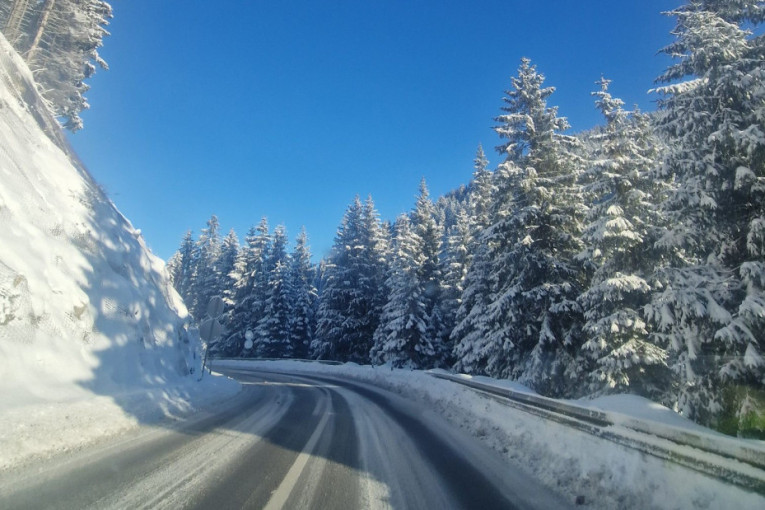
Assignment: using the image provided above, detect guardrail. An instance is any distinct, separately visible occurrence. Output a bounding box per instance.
[210,357,343,366]
[427,372,765,495]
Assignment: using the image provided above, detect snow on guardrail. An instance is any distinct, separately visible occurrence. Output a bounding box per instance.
[426,371,765,495]
[212,357,343,366]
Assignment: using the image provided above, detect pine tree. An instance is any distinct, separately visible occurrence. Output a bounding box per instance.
[469,144,494,233]
[313,196,388,362]
[454,59,588,396]
[217,229,240,311]
[372,181,444,368]
[254,226,292,358]
[372,215,433,367]
[412,178,446,367]
[167,230,195,305]
[451,232,495,374]
[1,0,113,130]
[645,1,765,428]
[224,218,271,356]
[288,228,318,358]
[189,215,222,319]
[451,146,499,374]
[577,78,668,397]
[439,208,472,366]
[360,195,392,343]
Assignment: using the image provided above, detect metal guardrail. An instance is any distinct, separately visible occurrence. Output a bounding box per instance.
[210,357,343,366]
[427,372,765,495]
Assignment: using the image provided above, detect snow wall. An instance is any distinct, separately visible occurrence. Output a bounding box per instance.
[0,34,203,411]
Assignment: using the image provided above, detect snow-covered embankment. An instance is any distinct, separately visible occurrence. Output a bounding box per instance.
[0,34,239,471]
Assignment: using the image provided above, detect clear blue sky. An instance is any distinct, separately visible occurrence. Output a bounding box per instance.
[68,0,680,261]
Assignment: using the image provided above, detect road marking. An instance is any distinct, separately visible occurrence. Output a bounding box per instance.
[261,392,332,510]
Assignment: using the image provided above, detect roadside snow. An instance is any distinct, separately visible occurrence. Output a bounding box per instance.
[216,359,765,510]
[0,34,240,472]
[0,372,239,472]
[436,370,724,435]
[576,394,719,434]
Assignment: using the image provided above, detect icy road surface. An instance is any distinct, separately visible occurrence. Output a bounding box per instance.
[0,366,570,509]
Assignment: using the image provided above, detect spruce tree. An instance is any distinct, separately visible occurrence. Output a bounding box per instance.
[439,209,472,366]
[224,218,271,356]
[451,233,495,375]
[1,0,113,130]
[217,229,240,312]
[189,215,222,320]
[167,230,195,306]
[469,144,494,233]
[646,1,765,428]
[360,195,392,344]
[372,215,432,367]
[412,179,446,367]
[288,228,318,358]
[456,59,587,396]
[254,226,292,358]
[577,78,668,397]
[313,196,388,362]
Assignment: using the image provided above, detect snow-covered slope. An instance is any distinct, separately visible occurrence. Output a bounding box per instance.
[0,34,238,469]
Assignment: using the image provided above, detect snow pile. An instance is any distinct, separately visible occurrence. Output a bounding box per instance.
[216,359,764,510]
[577,393,718,433]
[0,34,239,471]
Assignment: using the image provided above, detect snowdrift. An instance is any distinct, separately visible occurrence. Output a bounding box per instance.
[0,34,238,469]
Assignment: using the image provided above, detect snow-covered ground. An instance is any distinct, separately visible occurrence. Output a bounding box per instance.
[0,34,240,472]
[215,359,765,510]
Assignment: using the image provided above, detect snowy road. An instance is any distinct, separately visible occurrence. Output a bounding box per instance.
[0,367,570,509]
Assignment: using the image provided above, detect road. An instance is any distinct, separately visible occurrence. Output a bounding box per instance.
[0,366,571,509]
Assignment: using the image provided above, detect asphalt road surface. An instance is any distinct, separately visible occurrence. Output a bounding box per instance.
[0,366,572,509]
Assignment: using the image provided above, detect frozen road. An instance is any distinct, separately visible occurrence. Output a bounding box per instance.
[0,367,570,509]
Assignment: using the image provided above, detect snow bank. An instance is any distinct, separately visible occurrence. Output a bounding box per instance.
[216,359,764,510]
[0,34,239,471]
[577,393,716,433]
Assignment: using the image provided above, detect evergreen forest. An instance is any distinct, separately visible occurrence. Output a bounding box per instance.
[157,2,765,437]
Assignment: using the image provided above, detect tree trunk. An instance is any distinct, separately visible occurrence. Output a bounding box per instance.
[4,0,32,45]
[25,0,56,62]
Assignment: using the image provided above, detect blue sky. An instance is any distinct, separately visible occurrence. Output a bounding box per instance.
[68,0,680,261]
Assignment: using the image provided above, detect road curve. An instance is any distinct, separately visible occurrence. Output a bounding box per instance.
[0,366,571,509]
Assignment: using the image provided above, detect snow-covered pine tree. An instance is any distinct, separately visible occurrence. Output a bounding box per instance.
[437,208,472,366]
[312,196,357,361]
[692,0,765,23]
[313,196,388,362]
[167,230,195,304]
[468,144,494,233]
[477,58,588,396]
[288,228,317,359]
[372,215,433,367]
[254,225,292,358]
[360,195,392,346]
[314,258,328,305]
[451,146,501,374]
[217,228,240,313]
[646,1,765,430]
[435,188,469,237]
[1,0,113,130]
[451,229,495,375]
[577,78,669,398]
[223,218,271,356]
[220,227,255,356]
[412,178,447,367]
[189,215,222,320]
